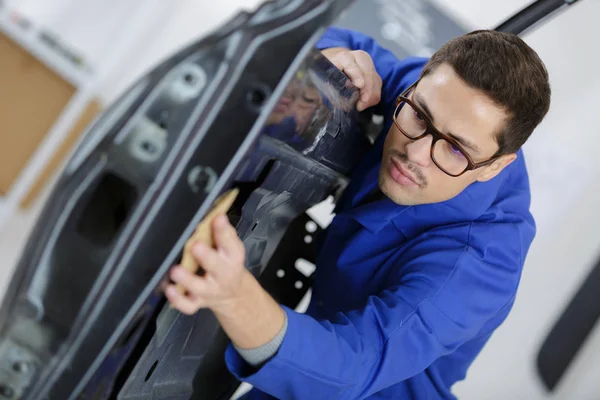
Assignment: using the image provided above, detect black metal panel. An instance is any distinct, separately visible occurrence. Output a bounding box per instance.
[116,68,363,397]
[116,203,321,400]
[0,1,366,399]
[536,258,600,391]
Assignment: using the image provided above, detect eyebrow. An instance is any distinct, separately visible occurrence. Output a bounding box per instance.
[413,91,482,155]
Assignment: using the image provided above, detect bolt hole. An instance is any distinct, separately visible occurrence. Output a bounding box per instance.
[247,86,268,109]
[305,221,317,233]
[12,361,28,374]
[304,235,312,244]
[184,73,196,84]
[141,141,157,155]
[0,385,14,398]
[145,360,159,382]
[276,269,285,278]
[295,258,316,277]
[295,281,303,290]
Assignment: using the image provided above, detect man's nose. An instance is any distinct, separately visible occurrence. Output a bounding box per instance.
[406,134,433,167]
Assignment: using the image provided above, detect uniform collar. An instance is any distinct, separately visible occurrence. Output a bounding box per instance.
[345,168,507,237]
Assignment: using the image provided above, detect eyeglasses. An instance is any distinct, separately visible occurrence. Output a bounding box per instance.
[392,81,501,177]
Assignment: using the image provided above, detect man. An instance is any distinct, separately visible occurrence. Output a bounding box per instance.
[265,70,324,151]
[165,26,550,399]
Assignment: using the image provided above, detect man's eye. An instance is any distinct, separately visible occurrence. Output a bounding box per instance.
[451,145,464,157]
[413,110,425,122]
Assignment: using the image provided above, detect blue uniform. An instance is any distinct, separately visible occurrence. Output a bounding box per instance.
[225,27,536,399]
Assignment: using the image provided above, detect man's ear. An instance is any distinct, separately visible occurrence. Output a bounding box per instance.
[476,153,517,182]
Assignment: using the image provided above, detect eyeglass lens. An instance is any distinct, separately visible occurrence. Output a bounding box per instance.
[395,100,469,176]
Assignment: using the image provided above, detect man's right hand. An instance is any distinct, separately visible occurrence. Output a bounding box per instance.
[321,47,383,111]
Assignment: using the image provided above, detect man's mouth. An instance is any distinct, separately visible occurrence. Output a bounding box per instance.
[274,103,289,113]
[390,158,420,187]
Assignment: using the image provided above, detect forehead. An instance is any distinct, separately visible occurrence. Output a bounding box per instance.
[415,64,507,157]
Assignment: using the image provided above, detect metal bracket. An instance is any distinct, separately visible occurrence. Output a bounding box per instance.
[259,212,321,309]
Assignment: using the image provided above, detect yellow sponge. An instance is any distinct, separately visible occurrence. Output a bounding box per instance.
[175,188,239,294]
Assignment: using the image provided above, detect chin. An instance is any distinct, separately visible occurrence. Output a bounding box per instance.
[378,172,421,206]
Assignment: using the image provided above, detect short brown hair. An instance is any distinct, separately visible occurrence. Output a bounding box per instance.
[421,30,551,154]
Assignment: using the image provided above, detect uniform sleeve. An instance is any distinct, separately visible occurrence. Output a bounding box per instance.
[225,227,523,399]
[315,26,428,117]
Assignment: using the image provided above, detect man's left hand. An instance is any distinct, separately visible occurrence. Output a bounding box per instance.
[165,214,250,315]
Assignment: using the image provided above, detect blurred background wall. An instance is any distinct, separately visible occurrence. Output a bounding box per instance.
[0,0,599,398]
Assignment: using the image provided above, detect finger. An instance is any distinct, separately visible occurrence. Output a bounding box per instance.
[353,51,381,111]
[191,242,222,274]
[170,265,212,296]
[371,74,382,105]
[356,84,381,111]
[158,277,169,292]
[354,53,373,93]
[356,100,368,112]
[212,214,243,258]
[356,90,373,111]
[331,52,364,88]
[164,284,204,315]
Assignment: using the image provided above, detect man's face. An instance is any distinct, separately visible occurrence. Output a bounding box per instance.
[380,63,515,205]
[267,81,298,125]
[289,86,321,133]
[266,80,321,131]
